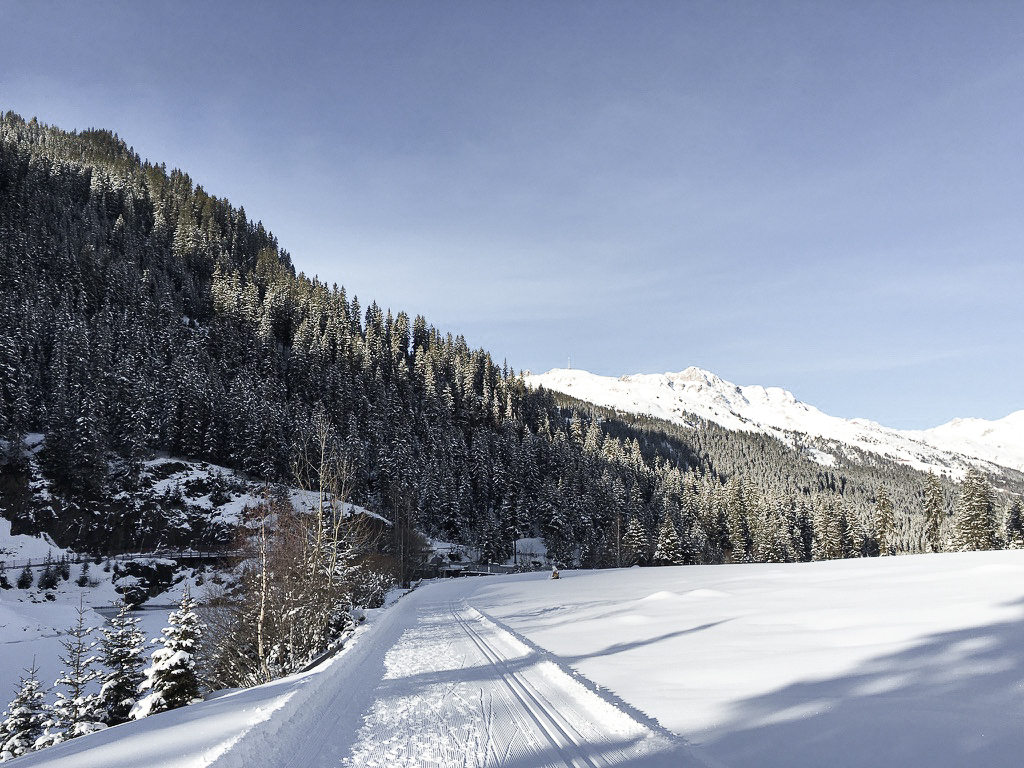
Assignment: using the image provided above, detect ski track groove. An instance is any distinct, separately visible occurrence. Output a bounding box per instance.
[451,601,607,768]
[341,588,682,767]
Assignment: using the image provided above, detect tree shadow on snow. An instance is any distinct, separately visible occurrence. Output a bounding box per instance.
[701,596,1024,768]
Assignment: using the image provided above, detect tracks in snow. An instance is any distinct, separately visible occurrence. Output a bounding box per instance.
[452,602,663,768]
[341,585,690,767]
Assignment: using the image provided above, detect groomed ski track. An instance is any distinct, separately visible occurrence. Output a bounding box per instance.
[212,576,693,768]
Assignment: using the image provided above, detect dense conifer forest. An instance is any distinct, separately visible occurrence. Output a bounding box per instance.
[1,112,1020,566]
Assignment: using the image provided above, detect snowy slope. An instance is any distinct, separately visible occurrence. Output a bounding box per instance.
[525,367,1024,476]
[13,552,1024,768]
[922,410,1024,472]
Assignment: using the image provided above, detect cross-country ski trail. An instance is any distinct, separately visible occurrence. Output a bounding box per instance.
[216,578,699,768]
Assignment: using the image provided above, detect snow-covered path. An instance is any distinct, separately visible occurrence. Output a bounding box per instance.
[340,592,682,767]
[211,578,688,768]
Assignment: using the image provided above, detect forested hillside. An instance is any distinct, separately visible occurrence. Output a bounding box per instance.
[1,111,1018,566]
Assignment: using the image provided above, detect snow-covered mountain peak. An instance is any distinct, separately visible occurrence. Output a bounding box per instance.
[619,369,747,416]
[919,411,1024,467]
[928,410,1024,438]
[670,366,729,387]
[525,368,1024,477]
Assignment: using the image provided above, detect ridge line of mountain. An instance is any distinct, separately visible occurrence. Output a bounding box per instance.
[525,367,1024,476]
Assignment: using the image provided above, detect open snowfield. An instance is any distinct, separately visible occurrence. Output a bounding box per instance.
[7,551,1024,767]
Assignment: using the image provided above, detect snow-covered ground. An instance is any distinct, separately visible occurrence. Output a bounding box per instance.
[474,554,1024,768]
[0,518,64,565]
[9,551,1024,767]
[525,367,1024,476]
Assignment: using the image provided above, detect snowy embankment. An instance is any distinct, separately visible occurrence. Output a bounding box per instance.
[9,552,1024,767]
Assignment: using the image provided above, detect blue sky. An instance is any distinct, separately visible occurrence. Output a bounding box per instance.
[2,2,1022,429]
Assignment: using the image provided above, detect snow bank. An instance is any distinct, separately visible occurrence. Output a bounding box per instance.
[0,518,66,564]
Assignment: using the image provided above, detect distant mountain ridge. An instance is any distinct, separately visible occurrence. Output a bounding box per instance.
[525,367,1024,477]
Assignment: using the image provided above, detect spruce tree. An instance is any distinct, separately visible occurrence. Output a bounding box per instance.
[0,664,47,760]
[923,475,945,553]
[725,478,753,562]
[1004,497,1024,549]
[621,517,651,566]
[873,490,894,556]
[755,496,789,564]
[38,599,106,746]
[130,589,203,719]
[38,554,59,591]
[16,563,32,590]
[952,469,998,552]
[76,561,91,588]
[812,496,843,561]
[653,515,685,566]
[98,599,146,726]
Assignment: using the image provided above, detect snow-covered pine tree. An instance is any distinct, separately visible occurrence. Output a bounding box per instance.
[0,664,47,760]
[812,496,843,561]
[838,507,863,559]
[621,516,651,566]
[1004,497,1023,549]
[38,599,106,747]
[952,468,998,552]
[130,589,203,720]
[725,478,753,563]
[98,598,146,726]
[754,493,789,563]
[791,499,814,562]
[873,489,894,556]
[923,474,945,553]
[653,515,685,566]
[38,554,59,590]
[583,416,603,455]
[16,562,32,589]
[76,561,91,588]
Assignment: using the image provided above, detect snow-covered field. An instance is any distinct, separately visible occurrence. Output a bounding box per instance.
[7,551,1024,767]
[474,554,1024,767]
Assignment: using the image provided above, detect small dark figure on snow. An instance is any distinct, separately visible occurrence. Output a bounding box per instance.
[551,566,560,580]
